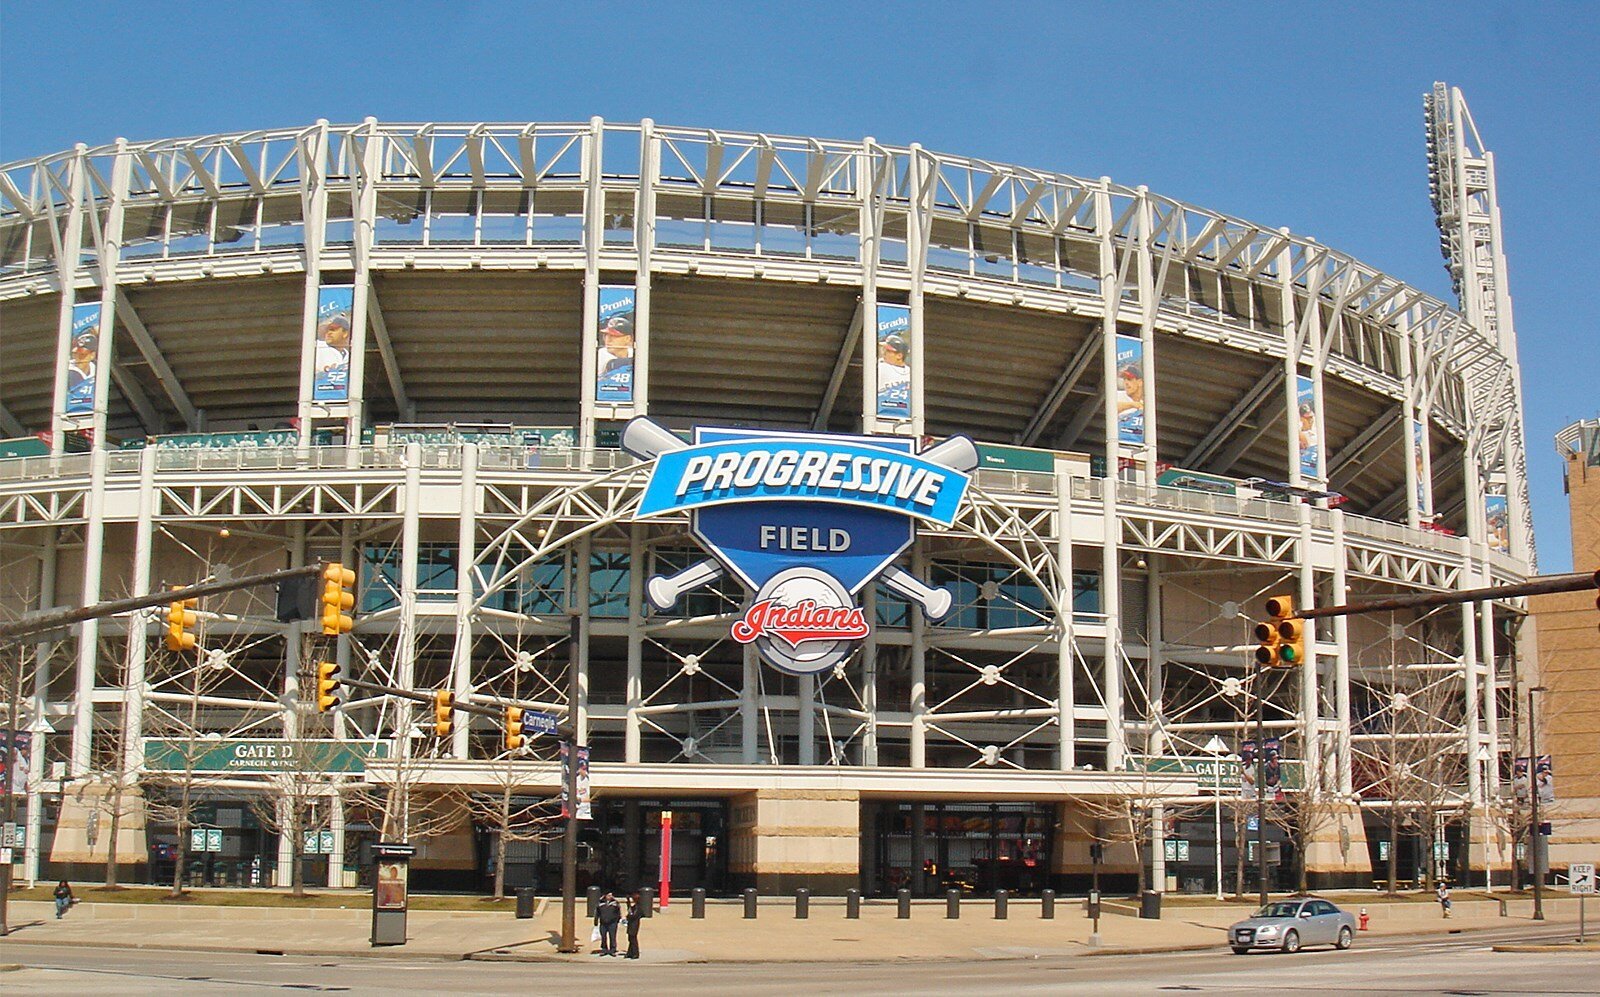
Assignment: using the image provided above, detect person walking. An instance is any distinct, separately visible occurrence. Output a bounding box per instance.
[1436,881,1452,919]
[624,891,643,960]
[53,880,75,919]
[594,891,621,956]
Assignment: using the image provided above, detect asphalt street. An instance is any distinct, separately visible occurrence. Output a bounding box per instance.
[1,923,1593,995]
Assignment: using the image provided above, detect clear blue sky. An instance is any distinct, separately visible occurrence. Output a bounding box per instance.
[3,1,1594,570]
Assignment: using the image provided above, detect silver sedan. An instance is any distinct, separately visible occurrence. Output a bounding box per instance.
[1228,898,1358,954]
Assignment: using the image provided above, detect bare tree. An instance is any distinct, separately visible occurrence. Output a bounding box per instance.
[464,748,562,900]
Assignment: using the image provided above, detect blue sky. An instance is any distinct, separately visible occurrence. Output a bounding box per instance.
[3,1,1594,570]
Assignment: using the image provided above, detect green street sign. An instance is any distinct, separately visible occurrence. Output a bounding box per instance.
[1125,754,1303,790]
[145,738,387,774]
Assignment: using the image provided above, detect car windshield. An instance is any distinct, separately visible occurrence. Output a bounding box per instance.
[1257,902,1303,918]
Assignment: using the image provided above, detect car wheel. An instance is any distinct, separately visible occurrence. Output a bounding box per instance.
[1231,947,1250,955]
[1336,926,1353,950]
[1282,930,1300,954]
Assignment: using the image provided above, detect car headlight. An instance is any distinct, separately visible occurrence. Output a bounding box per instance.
[1256,925,1278,935]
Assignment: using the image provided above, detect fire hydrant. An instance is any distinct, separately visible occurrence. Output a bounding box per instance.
[1358,907,1370,931]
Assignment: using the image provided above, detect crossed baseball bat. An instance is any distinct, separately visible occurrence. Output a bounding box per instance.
[623,418,976,621]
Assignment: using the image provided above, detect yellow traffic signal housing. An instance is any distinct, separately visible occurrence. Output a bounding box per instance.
[315,661,342,713]
[321,562,356,636]
[1253,618,1281,667]
[165,593,199,652]
[434,690,455,738]
[1277,617,1307,666]
[504,706,525,751]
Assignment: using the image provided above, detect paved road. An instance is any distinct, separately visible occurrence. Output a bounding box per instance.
[1,924,1592,995]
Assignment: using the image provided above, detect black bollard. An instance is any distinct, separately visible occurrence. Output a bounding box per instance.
[639,886,655,918]
[994,889,1008,919]
[795,888,810,919]
[586,885,601,918]
[897,888,911,919]
[692,887,706,919]
[946,889,961,919]
[845,889,861,919]
[1041,889,1056,919]
[743,887,758,919]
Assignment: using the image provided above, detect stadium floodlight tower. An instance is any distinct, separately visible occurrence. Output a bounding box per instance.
[1424,82,1531,567]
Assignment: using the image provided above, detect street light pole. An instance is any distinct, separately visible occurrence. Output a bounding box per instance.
[1528,685,1546,921]
[559,610,582,952]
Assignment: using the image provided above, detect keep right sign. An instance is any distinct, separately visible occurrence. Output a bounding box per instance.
[1571,862,1596,894]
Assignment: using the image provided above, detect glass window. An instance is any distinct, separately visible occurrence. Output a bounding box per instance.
[589,552,630,618]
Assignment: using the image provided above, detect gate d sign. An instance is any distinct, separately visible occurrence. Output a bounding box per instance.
[628,419,975,675]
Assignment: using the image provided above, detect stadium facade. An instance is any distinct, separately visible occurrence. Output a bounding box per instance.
[0,85,1537,897]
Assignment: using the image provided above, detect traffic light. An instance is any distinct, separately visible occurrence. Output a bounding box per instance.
[1253,594,1299,668]
[165,592,198,652]
[321,562,356,636]
[504,706,525,752]
[433,690,455,738]
[315,661,342,713]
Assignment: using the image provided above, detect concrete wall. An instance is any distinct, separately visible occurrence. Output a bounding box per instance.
[729,789,860,895]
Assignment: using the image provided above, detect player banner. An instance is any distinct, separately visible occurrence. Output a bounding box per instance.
[596,285,636,404]
[65,303,101,415]
[560,742,592,820]
[313,285,353,402]
[1296,375,1319,480]
[875,303,910,419]
[1513,754,1554,804]
[0,729,31,793]
[1238,737,1285,802]
[1485,495,1509,554]
[1115,335,1145,445]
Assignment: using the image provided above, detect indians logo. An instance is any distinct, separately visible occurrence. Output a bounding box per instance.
[624,418,976,674]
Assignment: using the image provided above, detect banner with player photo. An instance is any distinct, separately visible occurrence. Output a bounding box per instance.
[0,729,31,793]
[1296,375,1319,480]
[1115,334,1145,445]
[1485,495,1509,554]
[312,285,354,402]
[65,303,102,415]
[596,285,636,404]
[1238,737,1284,803]
[875,303,911,419]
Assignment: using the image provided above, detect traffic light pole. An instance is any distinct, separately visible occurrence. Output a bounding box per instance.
[1528,686,1545,921]
[1255,660,1268,910]
[559,610,582,953]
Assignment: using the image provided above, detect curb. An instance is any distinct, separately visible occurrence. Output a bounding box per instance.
[0,935,467,962]
[1081,942,1221,957]
[1491,943,1600,953]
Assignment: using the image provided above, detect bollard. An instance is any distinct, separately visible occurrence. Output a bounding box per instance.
[946,889,961,919]
[796,888,810,919]
[744,887,758,919]
[995,889,1008,919]
[897,888,911,919]
[692,887,706,919]
[1041,889,1056,919]
[846,889,861,919]
[586,885,601,919]
[639,886,655,918]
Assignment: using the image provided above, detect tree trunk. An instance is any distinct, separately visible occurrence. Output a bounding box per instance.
[104,797,122,889]
[291,834,305,898]
[171,820,188,898]
[495,782,511,900]
[1234,809,1246,898]
[1386,810,1399,896]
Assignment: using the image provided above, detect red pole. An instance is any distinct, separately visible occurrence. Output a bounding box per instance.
[659,810,673,909]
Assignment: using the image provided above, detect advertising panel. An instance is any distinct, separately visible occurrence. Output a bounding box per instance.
[0,729,30,793]
[875,303,911,420]
[626,418,974,674]
[596,285,636,404]
[313,285,354,402]
[1296,375,1319,480]
[1114,334,1145,445]
[65,303,102,415]
[1513,754,1555,804]
[1485,495,1510,554]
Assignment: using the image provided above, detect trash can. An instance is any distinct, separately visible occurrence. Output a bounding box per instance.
[1140,890,1162,919]
[516,887,537,919]
[639,886,655,917]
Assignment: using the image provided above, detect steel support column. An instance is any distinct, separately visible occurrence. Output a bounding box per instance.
[450,444,478,758]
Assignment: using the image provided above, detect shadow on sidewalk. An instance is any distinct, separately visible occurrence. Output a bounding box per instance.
[1,920,48,935]
[465,929,562,960]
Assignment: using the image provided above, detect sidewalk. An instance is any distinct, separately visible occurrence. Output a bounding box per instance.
[0,894,1584,964]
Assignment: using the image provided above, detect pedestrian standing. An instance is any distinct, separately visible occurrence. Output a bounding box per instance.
[625,890,643,959]
[595,891,621,955]
[1436,881,1452,919]
[53,880,75,919]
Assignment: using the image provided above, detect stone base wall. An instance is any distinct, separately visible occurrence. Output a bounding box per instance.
[728,789,860,894]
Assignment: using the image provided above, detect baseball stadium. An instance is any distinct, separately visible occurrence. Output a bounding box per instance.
[0,84,1537,901]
